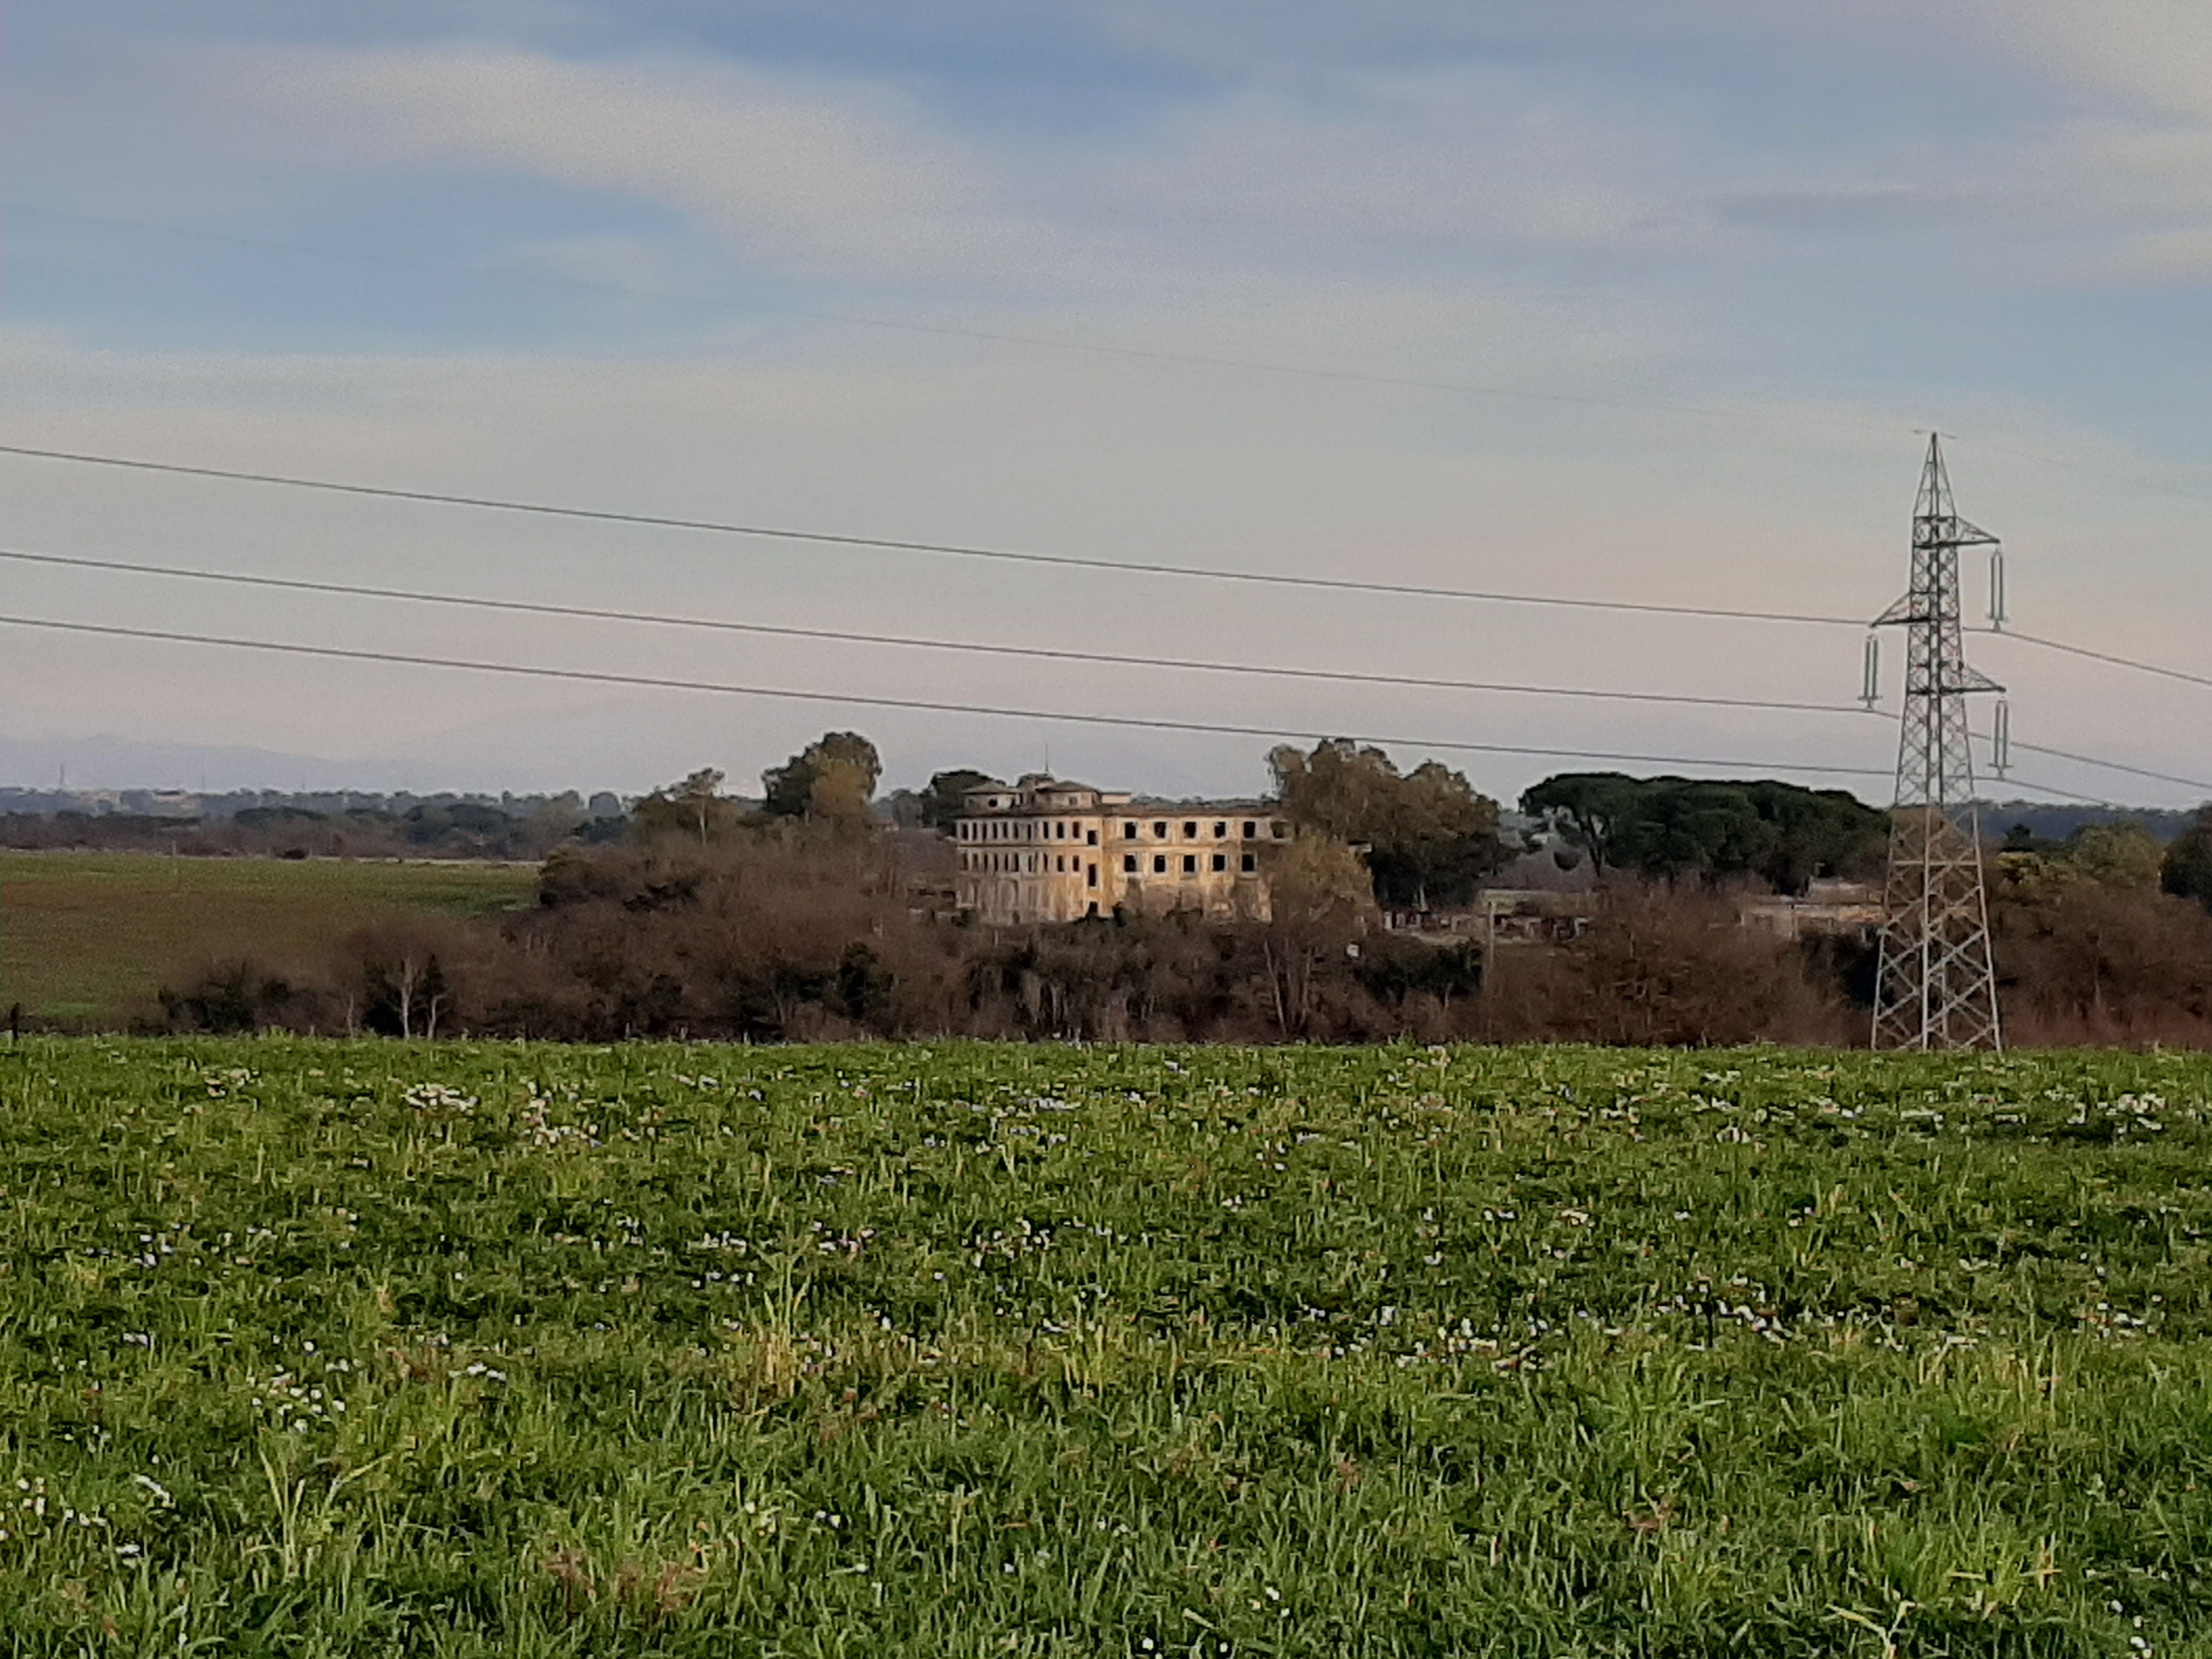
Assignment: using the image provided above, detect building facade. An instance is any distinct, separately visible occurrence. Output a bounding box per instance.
[1737,878,1883,941]
[952,775,1291,925]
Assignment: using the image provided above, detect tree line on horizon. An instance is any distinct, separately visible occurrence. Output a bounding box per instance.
[624,730,1910,906]
[116,724,2212,1050]
[10,723,2205,916]
[624,727,2212,913]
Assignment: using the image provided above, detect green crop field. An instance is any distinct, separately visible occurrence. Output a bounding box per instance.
[0,854,536,1027]
[5,1040,2212,1656]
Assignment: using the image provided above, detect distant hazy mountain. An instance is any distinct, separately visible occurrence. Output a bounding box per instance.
[1980,800,2195,843]
[0,733,454,794]
[7,731,2188,833]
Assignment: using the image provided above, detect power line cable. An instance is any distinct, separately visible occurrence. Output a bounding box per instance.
[0,442,1869,627]
[1985,769,2212,809]
[0,611,1898,780]
[12,555,2196,793]
[2002,738,2212,796]
[9,444,2205,709]
[1987,629,2212,693]
[1,614,2177,803]
[0,545,1876,719]
[1962,729,2205,804]
[1982,776,2161,809]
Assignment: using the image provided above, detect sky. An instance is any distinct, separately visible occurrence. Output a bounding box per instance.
[2,0,2208,807]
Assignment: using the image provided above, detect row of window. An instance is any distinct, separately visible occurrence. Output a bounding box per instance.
[960,816,1286,843]
[1124,819,1281,843]
[967,851,1047,873]
[1127,852,1257,876]
[959,818,1102,843]
[963,851,1103,883]
[960,850,1260,877]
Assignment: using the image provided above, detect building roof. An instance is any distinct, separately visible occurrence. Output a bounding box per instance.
[1126,797,1277,812]
[954,776,1295,816]
[961,775,1126,807]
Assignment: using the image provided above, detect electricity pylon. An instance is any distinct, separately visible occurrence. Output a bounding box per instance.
[1869,435,2004,1051]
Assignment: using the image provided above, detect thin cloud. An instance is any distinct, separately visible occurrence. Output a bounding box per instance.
[1982,0,2212,122]
[3,5,2206,799]
[234,43,1030,279]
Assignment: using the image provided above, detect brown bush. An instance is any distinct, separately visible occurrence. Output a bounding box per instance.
[1479,883,1855,1047]
[159,958,342,1035]
[153,831,2212,1048]
[1994,883,2212,1047]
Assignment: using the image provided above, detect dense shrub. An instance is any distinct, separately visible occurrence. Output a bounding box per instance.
[1994,881,2212,1046]
[153,827,2212,1048]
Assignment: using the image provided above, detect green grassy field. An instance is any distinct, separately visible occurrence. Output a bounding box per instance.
[5,1040,2212,1656]
[0,854,536,1026]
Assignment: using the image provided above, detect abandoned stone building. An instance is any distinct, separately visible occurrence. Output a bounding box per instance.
[952,774,1291,925]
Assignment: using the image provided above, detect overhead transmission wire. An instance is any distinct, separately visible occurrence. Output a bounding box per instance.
[14,546,2200,800]
[0,612,1901,781]
[0,546,1874,720]
[9,224,2200,805]
[6,442,2207,695]
[1990,738,2212,797]
[1,590,2179,804]
[5,445,2204,794]
[1981,629,2212,694]
[1965,748,2197,808]
[22,548,2197,793]
[1998,781,2146,808]
[0,443,1866,628]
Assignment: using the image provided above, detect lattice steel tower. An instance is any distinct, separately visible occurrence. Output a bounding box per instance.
[1870,435,2004,1051]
